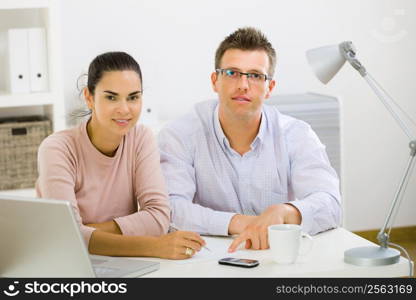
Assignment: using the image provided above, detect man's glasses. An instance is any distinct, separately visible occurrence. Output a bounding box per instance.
[216,68,270,86]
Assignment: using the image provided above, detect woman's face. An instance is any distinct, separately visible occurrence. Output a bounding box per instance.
[85,70,142,138]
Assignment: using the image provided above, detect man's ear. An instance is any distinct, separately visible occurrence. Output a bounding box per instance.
[211,71,219,93]
[264,79,276,99]
[84,88,94,110]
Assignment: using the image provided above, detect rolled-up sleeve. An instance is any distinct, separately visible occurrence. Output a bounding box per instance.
[285,121,342,235]
[114,128,170,236]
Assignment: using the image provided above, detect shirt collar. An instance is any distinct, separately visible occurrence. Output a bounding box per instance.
[213,104,229,150]
[213,104,266,152]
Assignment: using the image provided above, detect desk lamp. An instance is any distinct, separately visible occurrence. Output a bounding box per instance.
[306,41,415,273]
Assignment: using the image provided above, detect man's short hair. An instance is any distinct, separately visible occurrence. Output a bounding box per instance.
[215,27,276,77]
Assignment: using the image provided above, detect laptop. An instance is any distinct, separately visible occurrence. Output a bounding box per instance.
[0,195,160,278]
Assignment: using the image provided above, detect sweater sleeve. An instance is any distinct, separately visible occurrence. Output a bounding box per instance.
[114,127,170,236]
[35,135,96,245]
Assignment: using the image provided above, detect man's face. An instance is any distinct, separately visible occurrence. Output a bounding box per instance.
[211,49,275,121]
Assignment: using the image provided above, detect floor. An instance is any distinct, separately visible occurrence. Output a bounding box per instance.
[354,226,416,278]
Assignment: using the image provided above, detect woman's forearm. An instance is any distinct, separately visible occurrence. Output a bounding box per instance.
[88,230,160,257]
[86,220,122,234]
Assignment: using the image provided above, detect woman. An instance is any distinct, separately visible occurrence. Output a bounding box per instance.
[36,52,205,259]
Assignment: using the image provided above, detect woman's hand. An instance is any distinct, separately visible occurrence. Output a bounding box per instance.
[155,231,206,260]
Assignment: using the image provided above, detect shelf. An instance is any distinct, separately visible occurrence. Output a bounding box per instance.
[0,92,55,108]
[0,1,65,196]
[0,0,50,10]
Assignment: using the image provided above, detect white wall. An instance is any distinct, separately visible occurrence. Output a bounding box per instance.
[59,0,416,231]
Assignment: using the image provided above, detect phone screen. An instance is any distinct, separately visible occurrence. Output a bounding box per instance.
[218,257,259,267]
[221,258,257,263]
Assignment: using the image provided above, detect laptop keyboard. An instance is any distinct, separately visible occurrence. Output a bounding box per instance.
[93,266,119,275]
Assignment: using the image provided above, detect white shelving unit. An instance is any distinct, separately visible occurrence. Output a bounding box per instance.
[0,0,65,131]
[0,0,64,196]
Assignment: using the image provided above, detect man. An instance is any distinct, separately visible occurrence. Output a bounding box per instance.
[158,27,341,252]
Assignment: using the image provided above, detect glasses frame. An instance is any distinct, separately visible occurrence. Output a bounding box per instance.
[215,68,271,83]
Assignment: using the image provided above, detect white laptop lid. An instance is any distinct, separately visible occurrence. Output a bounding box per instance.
[0,195,159,278]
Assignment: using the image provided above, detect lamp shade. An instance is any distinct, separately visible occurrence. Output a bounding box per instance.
[306,44,346,84]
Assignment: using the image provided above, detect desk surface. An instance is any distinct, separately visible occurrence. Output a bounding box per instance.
[0,190,410,277]
[136,228,410,277]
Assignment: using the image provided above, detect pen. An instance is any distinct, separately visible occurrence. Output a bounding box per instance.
[169,224,211,252]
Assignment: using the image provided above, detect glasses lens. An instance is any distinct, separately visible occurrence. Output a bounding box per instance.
[248,73,260,81]
[224,69,237,78]
[219,69,268,86]
[247,73,267,85]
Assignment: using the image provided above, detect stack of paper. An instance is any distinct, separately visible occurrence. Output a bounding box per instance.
[267,93,341,180]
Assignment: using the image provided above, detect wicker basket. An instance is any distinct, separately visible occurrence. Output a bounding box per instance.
[0,116,52,190]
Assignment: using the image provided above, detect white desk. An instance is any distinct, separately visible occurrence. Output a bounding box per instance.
[0,188,410,277]
[138,228,410,277]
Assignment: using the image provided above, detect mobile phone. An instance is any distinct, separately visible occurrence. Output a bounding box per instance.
[218,257,259,268]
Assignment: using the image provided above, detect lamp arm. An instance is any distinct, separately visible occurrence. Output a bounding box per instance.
[339,41,414,140]
[364,74,414,140]
[363,75,416,247]
[377,146,416,247]
[339,41,367,76]
[339,41,416,248]
[362,73,416,247]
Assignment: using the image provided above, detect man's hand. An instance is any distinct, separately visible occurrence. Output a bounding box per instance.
[228,204,301,252]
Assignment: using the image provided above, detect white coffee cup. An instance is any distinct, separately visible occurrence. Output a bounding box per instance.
[268,224,313,264]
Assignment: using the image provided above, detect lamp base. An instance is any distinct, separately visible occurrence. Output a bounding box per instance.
[344,246,400,266]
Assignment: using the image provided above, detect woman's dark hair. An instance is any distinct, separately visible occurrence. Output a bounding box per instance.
[87,51,142,95]
[72,51,142,119]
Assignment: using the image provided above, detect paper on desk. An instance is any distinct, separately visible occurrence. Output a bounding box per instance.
[132,236,262,265]
[174,236,231,264]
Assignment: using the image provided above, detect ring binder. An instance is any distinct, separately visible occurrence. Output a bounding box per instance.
[6,27,49,94]
[7,28,30,93]
[28,28,49,92]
